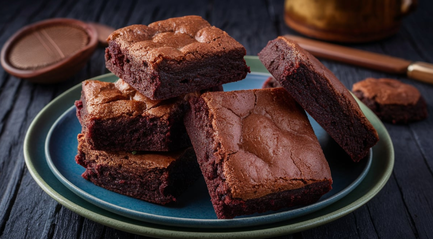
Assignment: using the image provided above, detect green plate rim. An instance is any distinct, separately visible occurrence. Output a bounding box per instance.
[23,56,394,238]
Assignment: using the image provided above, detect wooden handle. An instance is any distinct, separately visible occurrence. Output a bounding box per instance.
[284,35,412,74]
[401,0,418,17]
[407,62,433,84]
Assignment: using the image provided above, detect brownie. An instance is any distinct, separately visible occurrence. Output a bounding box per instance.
[75,78,191,152]
[184,88,333,219]
[352,78,428,124]
[258,36,379,162]
[75,133,201,205]
[105,15,250,100]
[262,76,281,88]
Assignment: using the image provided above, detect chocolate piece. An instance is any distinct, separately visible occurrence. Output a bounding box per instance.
[262,76,281,88]
[184,88,332,219]
[258,36,379,162]
[75,79,191,152]
[353,78,428,124]
[1,18,98,83]
[75,134,201,205]
[105,15,250,100]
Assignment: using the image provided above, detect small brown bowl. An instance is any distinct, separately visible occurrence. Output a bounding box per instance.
[1,18,98,84]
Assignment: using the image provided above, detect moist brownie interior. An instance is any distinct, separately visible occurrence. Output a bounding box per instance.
[75,79,191,151]
[75,133,201,205]
[184,88,332,219]
[258,36,379,162]
[105,15,250,100]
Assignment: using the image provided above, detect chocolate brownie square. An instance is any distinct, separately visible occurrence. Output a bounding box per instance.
[184,88,333,219]
[258,36,379,162]
[353,78,428,124]
[105,15,250,100]
[75,79,191,152]
[75,133,201,205]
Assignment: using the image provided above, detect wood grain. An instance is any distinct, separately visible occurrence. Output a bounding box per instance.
[0,0,432,238]
[283,34,412,74]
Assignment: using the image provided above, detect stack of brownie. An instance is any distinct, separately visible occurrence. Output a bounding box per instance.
[74,79,202,205]
[75,16,378,219]
[74,15,250,205]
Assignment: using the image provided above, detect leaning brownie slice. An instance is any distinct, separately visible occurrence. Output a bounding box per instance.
[75,133,201,205]
[105,15,250,100]
[75,78,191,152]
[184,88,332,219]
[258,36,379,162]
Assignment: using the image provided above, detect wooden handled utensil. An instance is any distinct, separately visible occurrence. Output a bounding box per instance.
[284,35,433,84]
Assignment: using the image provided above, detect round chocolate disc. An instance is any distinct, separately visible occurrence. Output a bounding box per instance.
[1,18,98,83]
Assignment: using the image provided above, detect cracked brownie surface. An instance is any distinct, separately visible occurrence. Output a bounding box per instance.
[258,36,379,162]
[105,15,250,100]
[352,78,428,124]
[75,79,191,151]
[184,88,332,219]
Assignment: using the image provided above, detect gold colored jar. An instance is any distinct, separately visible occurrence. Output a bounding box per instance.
[284,0,417,43]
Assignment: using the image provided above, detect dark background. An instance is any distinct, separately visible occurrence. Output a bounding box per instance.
[1,0,432,238]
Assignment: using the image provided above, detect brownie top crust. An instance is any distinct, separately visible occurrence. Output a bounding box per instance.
[81,79,189,119]
[201,88,332,201]
[258,36,379,162]
[107,15,246,64]
[272,37,361,112]
[77,133,182,169]
[352,78,421,105]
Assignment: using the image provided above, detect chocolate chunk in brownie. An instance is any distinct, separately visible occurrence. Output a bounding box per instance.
[258,36,379,162]
[75,79,192,152]
[353,78,428,124]
[75,133,201,205]
[184,88,332,219]
[105,15,250,100]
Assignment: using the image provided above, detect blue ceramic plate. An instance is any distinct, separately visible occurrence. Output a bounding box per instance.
[45,71,371,229]
[24,56,394,238]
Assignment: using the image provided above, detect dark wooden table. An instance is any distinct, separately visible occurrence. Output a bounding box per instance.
[1,0,432,238]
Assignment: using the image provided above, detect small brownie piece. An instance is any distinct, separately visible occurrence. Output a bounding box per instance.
[105,15,250,100]
[353,78,428,124]
[75,133,201,205]
[75,78,191,152]
[258,36,379,162]
[184,88,332,219]
[262,76,281,88]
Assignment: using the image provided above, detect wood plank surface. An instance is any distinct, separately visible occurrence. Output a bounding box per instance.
[0,0,432,238]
